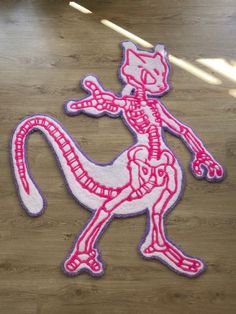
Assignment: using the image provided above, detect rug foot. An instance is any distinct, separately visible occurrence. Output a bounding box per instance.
[63,249,104,276]
[140,241,205,277]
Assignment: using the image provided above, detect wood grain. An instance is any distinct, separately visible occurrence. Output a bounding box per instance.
[0,0,235,313]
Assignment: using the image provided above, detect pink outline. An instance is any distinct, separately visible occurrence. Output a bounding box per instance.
[11,41,224,278]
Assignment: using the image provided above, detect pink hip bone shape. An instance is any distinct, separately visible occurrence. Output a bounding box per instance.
[12,41,224,277]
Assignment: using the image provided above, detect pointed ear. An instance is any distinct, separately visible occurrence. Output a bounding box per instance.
[121,41,137,51]
[154,44,167,56]
[126,49,144,66]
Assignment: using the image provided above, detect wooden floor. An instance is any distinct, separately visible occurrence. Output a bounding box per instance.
[0,0,235,313]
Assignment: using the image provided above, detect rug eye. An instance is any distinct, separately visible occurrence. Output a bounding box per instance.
[141,69,156,84]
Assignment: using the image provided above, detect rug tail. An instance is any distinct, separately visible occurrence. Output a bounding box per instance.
[11,114,84,216]
[11,116,49,216]
[11,114,122,216]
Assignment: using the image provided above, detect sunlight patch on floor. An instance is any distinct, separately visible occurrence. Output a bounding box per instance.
[197,58,236,82]
[101,19,153,48]
[229,89,236,98]
[69,2,92,14]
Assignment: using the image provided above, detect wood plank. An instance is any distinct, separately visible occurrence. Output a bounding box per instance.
[0,0,235,313]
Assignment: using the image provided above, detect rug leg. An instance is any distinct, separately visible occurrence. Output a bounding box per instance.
[140,166,205,277]
[63,186,132,275]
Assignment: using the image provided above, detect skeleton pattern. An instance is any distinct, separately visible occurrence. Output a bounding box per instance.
[11,41,224,278]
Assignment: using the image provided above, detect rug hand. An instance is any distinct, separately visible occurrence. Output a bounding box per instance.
[191,151,223,181]
[83,76,119,112]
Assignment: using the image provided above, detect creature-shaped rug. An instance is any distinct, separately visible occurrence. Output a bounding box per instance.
[11,41,224,278]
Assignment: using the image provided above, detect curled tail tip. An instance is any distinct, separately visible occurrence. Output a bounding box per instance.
[19,188,46,217]
[23,197,45,217]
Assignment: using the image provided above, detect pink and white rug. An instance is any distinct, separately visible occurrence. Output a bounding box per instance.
[11,41,224,278]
